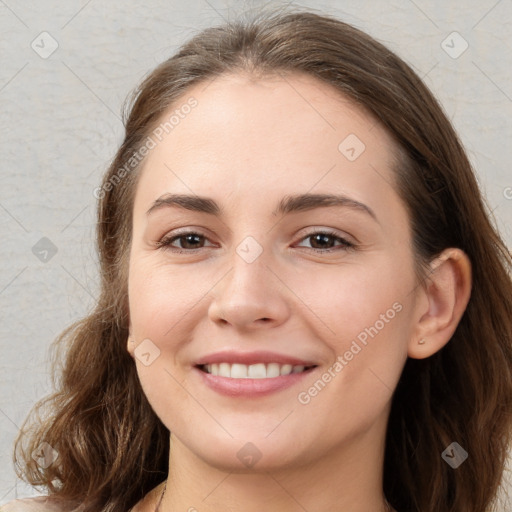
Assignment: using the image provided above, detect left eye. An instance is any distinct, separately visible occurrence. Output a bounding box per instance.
[156,230,355,253]
[296,231,354,252]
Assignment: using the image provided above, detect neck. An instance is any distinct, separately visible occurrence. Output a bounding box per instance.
[161,410,392,512]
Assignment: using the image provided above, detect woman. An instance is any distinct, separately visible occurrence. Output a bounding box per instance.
[4,7,512,512]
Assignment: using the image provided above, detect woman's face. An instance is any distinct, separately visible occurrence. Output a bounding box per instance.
[127,72,422,471]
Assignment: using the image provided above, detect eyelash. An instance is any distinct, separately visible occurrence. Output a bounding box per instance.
[155,229,356,254]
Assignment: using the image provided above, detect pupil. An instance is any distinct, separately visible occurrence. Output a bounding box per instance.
[313,234,332,248]
[184,234,201,248]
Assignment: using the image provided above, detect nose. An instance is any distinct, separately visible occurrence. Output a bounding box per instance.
[207,243,291,330]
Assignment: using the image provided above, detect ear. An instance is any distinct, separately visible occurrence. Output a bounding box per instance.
[127,321,135,359]
[408,248,472,359]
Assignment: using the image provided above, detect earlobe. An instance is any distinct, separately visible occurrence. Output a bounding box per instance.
[408,248,472,359]
[127,322,135,358]
[127,336,135,358]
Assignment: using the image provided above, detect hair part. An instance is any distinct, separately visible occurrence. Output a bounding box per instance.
[14,6,512,512]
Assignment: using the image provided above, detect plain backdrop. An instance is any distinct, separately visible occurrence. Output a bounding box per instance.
[1,0,511,507]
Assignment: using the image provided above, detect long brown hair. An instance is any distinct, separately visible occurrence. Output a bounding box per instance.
[13,7,512,512]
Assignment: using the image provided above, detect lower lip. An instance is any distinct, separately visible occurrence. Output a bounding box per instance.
[193,366,316,397]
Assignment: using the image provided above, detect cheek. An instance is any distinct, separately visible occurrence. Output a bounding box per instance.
[297,254,413,393]
[303,256,412,340]
[294,267,410,436]
[127,257,204,338]
[127,259,193,426]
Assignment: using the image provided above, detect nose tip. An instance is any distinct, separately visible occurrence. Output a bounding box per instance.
[207,254,290,329]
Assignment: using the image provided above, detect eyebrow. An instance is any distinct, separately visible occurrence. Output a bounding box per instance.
[146,192,377,222]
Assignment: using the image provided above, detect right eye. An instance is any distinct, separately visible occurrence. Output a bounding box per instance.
[155,231,215,252]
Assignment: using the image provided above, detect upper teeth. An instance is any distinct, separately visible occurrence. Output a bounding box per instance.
[203,363,308,379]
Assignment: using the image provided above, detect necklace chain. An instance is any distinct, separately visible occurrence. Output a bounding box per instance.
[154,480,393,512]
[155,481,166,512]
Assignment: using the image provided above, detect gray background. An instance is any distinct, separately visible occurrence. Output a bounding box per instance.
[1,0,511,506]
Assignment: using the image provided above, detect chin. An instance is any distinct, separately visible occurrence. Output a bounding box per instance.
[181,433,314,474]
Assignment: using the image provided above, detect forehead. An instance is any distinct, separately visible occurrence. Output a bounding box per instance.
[133,72,403,222]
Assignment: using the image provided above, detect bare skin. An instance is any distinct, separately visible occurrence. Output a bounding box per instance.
[127,72,471,512]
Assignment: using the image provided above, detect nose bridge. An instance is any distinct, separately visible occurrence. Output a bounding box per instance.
[225,234,273,298]
[208,233,290,327]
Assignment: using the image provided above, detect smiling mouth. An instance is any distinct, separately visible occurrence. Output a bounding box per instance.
[197,362,317,379]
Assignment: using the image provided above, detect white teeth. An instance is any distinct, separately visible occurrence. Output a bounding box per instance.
[230,363,247,378]
[219,363,230,376]
[203,362,312,379]
[280,364,293,376]
[266,363,281,378]
[247,363,266,378]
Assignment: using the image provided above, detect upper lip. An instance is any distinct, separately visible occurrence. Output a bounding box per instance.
[194,350,318,367]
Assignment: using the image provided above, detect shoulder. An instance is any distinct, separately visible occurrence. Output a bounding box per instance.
[0,496,82,512]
